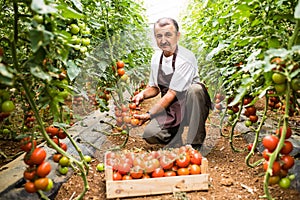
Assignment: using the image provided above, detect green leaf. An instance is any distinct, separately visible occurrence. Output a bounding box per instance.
[295,1,300,19]
[70,0,83,12]
[29,29,53,53]
[0,64,14,86]
[30,64,51,81]
[67,60,81,81]
[31,0,57,14]
[57,4,84,19]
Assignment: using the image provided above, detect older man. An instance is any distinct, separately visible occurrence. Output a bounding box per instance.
[132,17,211,150]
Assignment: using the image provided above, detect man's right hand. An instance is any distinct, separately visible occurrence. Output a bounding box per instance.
[132,92,144,105]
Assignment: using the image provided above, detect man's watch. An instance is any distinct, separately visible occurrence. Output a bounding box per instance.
[146,111,152,119]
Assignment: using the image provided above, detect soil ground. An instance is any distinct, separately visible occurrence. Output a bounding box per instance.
[54,98,300,200]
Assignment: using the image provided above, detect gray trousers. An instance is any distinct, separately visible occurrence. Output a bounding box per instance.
[143,84,210,147]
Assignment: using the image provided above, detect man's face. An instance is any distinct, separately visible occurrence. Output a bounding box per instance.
[154,23,180,55]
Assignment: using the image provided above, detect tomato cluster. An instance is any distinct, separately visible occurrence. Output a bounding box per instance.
[22,143,53,193]
[242,96,259,127]
[68,21,91,54]
[45,126,70,175]
[214,93,225,113]
[226,96,240,122]
[114,102,141,130]
[106,145,203,181]
[0,89,15,122]
[261,126,295,189]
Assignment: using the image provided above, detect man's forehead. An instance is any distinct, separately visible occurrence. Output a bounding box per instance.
[155,24,176,33]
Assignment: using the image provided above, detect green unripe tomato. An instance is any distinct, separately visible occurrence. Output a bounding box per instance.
[96,163,105,172]
[44,178,53,191]
[279,177,291,189]
[272,72,286,84]
[291,78,300,91]
[58,166,68,175]
[274,83,286,94]
[70,24,80,34]
[33,15,43,24]
[1,100,15,112]
[81,38,90,46]
[83,155,92,163]
[80,46,87,53]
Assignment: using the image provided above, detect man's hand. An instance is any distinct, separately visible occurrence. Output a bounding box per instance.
[133,113,151,125]
[132,92,144,105]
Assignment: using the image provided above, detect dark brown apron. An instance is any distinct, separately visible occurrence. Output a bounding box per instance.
[155,48,187,129]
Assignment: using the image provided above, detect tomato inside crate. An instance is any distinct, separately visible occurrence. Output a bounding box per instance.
[104,146,209,199]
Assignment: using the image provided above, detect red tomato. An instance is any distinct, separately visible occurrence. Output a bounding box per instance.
[164,170,177,177]
[177,167,190,176]
[112,171,122,181]
[190,151,202,165]
[159,155,174,170]
[130,166,143,179]
[59,142,68,151]
[45,126,59,137]
[122,174,133,180]
[246,106,256,115]
[36,162,51,177]
[52,153,62,163]
[34,177,49,191]
[116,60,125,68]
[262,148,271,161]
[129,103,136,110]
[117,161,131,175]
[276,127,292,139]
[24,181,37,193]
[142,174,150,179]
[262,134,279,152]
[130,118,140,126]
[23,168,36,181]
[176,153,191,168]
[20,137,37,152]
[57,129,67,139]
[30,148,47,165]
[151,168,164,178]
[280,141,293,155]
[281,155,295,170]
[263,161,281,176]
[189,164,201,175]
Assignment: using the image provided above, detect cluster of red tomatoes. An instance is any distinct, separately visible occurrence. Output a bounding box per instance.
[267,90,297,117]
[242,96,258,127]
[114,102,141,130]
[106,145,203,181]
[21,138,53,193]
[214,93,225,113]
[113,60,126,78]
[20,126,70,193]
[262,126,295,189]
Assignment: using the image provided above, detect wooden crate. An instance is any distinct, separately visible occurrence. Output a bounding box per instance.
[105,158,209,199]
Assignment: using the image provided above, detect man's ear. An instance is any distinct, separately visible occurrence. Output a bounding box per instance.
[177,31,181,40]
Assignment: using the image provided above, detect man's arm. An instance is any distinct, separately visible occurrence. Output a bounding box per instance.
[133,89,177,123]
[132,86,160,105]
